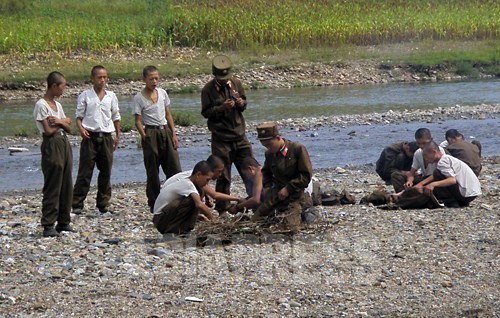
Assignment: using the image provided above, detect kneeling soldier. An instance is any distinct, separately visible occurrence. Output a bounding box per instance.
[251,122,312,231]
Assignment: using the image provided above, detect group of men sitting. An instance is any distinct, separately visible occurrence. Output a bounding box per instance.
[152,125,483,237]
[375,128,482,208]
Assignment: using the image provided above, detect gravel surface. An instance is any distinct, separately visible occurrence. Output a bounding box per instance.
[1,107,499,317]
[1,49,498,316]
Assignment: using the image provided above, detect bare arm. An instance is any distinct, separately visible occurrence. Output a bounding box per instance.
[76,117,90,139]
[113,120,121,150]
[203,185,240,202]
[135,114,146,140]
[191,192,214,221]
[165,107,179,150]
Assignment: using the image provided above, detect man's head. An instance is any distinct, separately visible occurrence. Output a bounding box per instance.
[90,65,108,90]
[414,128,433,149]
[46,71,66,97]
[212,54,232,82]
[240,156,261,180]
[422,141,443,164]
[403,141,419,158]
[206,155,224,180]
[445,129,464,145]
[257,122,283,153]
[142,65,160,91]
[190,161,213,188]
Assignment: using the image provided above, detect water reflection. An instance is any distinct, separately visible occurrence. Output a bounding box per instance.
[1,79,499,136]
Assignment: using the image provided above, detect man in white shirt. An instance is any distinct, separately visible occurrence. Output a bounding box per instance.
[153,161,216,234]
[134,66,182,212]
[391,128,445,192]
[415,141,481,207]
[72,65,121,214]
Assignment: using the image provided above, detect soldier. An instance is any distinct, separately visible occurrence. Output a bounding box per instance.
[442,129,482,176]
[375,141,418,183]
[201,54,254,213]
[251,122,312,231]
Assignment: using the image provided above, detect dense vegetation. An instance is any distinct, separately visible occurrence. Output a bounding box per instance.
[0,0,498,54]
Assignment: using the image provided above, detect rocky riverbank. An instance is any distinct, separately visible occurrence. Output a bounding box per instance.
[0,154,498,317]
[0,47,497,101]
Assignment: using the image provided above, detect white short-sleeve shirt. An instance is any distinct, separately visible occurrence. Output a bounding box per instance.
[76,89,121,133]
[437,154,481,197]
[133,88,170,126]
[153,175,198,214]
[33,98,66,134]
[412,146,446,177]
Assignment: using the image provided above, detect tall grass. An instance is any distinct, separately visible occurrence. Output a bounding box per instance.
[0,0,498,54]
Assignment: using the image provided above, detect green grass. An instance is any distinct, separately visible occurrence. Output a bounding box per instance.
[0,1,498,84]
[0,0,498,54]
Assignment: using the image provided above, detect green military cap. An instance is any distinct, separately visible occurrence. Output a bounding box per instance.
[212,54,232,80]
[256,122,280,140]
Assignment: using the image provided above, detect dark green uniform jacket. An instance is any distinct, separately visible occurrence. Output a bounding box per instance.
[201,77,247,141]
[262,139,313,194]
[376,142,413,181]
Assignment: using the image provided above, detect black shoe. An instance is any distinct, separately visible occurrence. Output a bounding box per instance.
[56,224,75,233]
[43,226,60,237]
[99,207,113,214]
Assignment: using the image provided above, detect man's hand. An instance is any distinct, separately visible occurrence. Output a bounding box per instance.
[221,99,235,111]
[278,187,289,201]
[234,97,245,108]
[113,133,121,150]
[172,134,180,150]
[80,127,90,139]
[423,184,435,196]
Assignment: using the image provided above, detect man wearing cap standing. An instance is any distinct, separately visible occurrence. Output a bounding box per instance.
[201,54,254,213]
[252,122,313,231]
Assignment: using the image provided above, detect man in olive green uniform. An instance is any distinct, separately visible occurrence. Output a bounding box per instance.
[251,122,313,230]
[442,129,482,176]
[201,54,253,213]
[375,141,418,183]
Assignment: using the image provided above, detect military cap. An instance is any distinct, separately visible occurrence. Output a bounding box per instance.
[256,122,279,140]
[212,54,232,80]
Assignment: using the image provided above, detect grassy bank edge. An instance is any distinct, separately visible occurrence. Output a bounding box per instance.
[1,40,498,85]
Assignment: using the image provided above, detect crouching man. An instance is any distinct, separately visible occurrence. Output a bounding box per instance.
[251,122,312,231]
[415,141,481,207]
[152,161,214,235]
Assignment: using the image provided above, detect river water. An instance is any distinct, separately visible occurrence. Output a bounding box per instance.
[0,80,499,191]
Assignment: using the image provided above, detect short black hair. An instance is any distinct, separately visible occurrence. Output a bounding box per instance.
[143,65,159,78]
[46,71,65,88]
[415,128,432,139]
[423,141,440,154]
[407,141,419,154]
[445,129,463,140]
[192,160,211,176]
[206,155,224,171]
[91,65,106,77]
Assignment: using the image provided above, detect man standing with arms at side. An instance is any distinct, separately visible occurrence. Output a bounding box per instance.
[201,54,254,214]
[72,65,121,214]
[134,65,182,212]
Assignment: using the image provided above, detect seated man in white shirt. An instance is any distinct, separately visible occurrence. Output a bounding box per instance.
[415,141,481,207]
[152,161,216,235]
[391,128,445,192]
